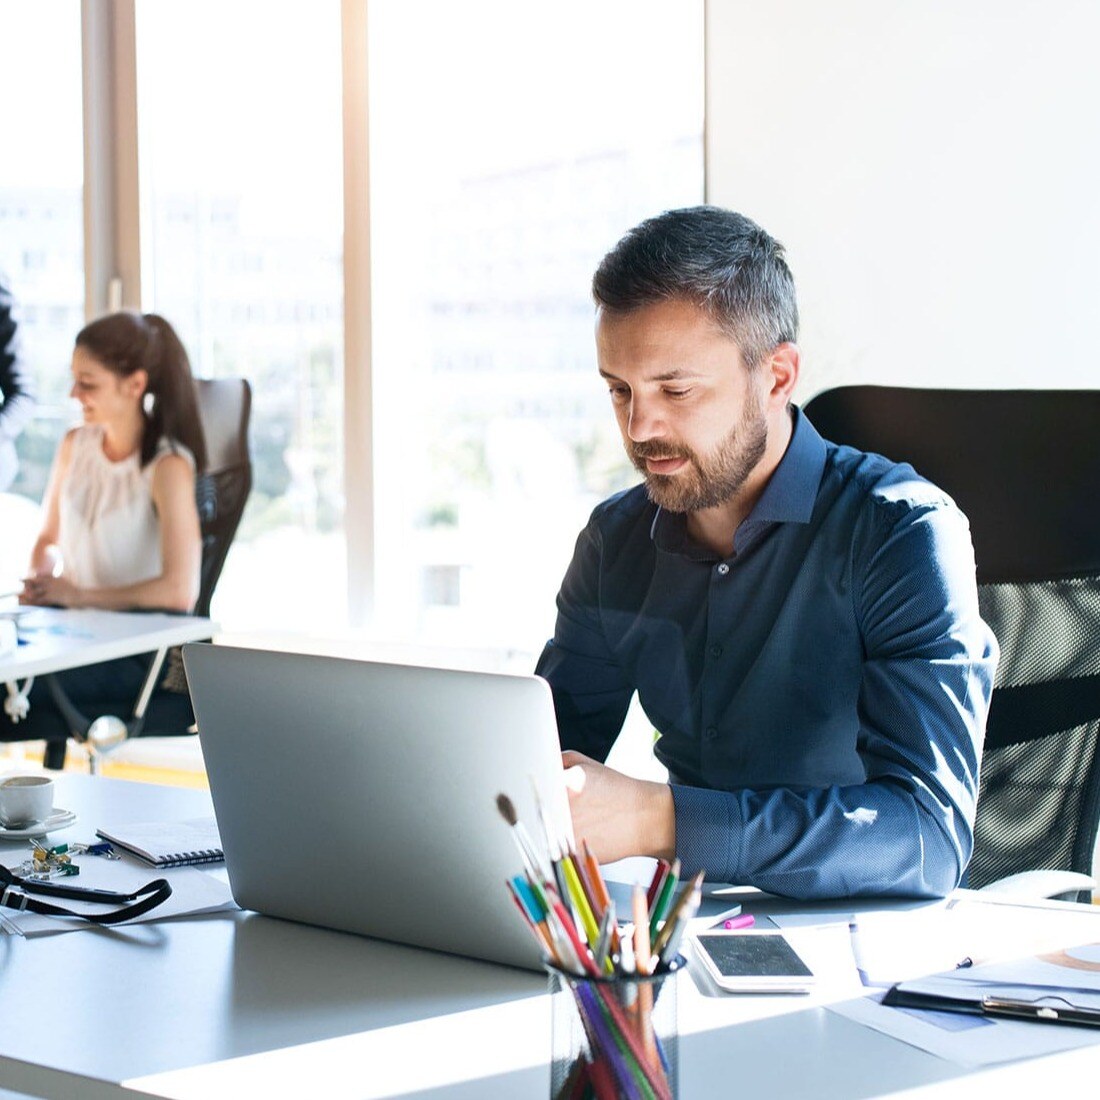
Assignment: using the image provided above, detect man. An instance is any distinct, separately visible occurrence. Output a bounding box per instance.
[536,206,997,899]
[0,274,36,491]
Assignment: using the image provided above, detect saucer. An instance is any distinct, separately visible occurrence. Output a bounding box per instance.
[0,809,77,840]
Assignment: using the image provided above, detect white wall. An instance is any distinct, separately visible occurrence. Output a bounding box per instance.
[705,0,1100,401]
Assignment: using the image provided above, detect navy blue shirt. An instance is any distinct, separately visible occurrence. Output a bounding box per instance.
[536,406,997,899]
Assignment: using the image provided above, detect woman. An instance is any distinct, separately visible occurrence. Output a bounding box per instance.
[22,311,206,611]
[2,311,207,760]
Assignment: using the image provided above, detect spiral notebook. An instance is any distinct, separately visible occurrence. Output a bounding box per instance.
[95,817,225,868]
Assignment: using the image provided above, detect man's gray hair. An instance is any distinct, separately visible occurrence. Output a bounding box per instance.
[592,206,799,369]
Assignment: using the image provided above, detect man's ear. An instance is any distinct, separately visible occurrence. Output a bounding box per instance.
[765,342,800,407]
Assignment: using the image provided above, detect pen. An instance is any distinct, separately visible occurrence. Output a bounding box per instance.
[510,874,544,921]
[657,881,703,967]
[646,858,671,910]
[651,870,704,957]
[571,846,602,920]
[848,919,877,988]
[580,839,621,957]
[593,900,616,972]
[549,893,600,977]
[524,874,588,975]
[955,951,1030,971]
[505,879,557,963]
[632,885,654,976]
[658,916,690,968]
[649,858,680,940]
[544,904,585,975]
[980,995,1100,1028]
[631,884,659,1067]
[579,839,610,918]
[560,853,601,950]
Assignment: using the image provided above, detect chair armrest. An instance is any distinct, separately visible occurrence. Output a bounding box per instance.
[978,869,1097,900]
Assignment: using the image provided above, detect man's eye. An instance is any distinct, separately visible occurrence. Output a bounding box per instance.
[665,389,691,400]
[607,386,630,402]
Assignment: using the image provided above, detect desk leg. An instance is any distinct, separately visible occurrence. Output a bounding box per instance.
[3,677,34,723]
[131,647,168,721]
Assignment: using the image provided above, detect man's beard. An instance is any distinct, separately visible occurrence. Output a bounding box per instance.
[629,394,768,514]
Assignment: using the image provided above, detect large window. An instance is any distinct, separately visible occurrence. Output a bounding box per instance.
[1,2,703,660]
[368,0,704,660]
[0,1,85,504]
[134,1,345,631]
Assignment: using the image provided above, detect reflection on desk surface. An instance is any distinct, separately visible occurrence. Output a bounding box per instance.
[229,912,543,1048]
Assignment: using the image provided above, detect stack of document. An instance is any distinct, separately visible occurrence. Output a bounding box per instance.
[885,943,1100,1026]
[832,894,1100,1067]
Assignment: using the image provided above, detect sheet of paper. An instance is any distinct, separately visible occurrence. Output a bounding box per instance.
[850,896,1100,986]
[832,987,1100,1068]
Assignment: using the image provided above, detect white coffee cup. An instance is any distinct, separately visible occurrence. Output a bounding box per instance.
[0,775,55,828]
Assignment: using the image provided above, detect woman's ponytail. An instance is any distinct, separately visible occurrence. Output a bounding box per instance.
[75,310,207,472]
[141,313,207,472]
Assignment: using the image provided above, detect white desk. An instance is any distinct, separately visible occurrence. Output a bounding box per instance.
[1,608,214,682]
[1,609,215,765]
[2,774,1100,1099]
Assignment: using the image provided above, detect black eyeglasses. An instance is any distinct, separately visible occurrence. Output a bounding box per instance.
[0,862,172,925]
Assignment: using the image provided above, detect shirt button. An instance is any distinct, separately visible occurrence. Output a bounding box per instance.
[716,563,730,576]
[704,726,718,741]
[709,644,723,659]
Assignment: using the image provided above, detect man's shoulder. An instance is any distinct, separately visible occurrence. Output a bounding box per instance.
[585,483,657,541]
[822,440,956,518]
[588,482,651,520]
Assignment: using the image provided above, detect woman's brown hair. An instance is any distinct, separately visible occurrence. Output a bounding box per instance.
[75,311,208,472]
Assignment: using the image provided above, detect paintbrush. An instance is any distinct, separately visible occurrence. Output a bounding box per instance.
[495,792,550,883]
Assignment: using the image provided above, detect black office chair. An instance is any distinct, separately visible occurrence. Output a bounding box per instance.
[191,377,254,620]
[39,376,253,770]
[802,386,1100,902]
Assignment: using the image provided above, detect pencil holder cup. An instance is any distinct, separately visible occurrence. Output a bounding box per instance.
[547,957,684,1100]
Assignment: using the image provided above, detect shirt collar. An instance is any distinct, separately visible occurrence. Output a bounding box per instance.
[650,404,826,554]
[744,404,826,528]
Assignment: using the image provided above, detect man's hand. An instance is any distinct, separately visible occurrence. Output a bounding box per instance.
[562,749,676,865]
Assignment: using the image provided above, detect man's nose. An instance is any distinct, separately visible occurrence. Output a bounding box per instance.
[626,396,663,442]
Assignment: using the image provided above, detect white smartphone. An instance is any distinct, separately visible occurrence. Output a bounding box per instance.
[692,930,816,993]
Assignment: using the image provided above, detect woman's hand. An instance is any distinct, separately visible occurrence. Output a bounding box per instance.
[19,573,83,608]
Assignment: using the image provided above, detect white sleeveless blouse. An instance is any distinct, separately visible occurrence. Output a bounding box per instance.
[58,425,196,590]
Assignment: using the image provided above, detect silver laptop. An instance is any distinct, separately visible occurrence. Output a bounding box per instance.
[182,643,571,971]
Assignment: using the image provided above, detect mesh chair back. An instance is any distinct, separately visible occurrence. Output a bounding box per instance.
[193,378,252,619]
[972,580,1100,889]
[802,386,1100,897]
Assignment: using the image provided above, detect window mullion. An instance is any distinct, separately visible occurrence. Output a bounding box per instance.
[342,0,375,626]
[81,0,140,319]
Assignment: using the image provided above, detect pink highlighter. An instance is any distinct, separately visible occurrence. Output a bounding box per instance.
[723,913,756,931]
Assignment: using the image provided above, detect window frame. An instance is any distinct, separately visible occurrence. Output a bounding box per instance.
[80,0,375,624]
